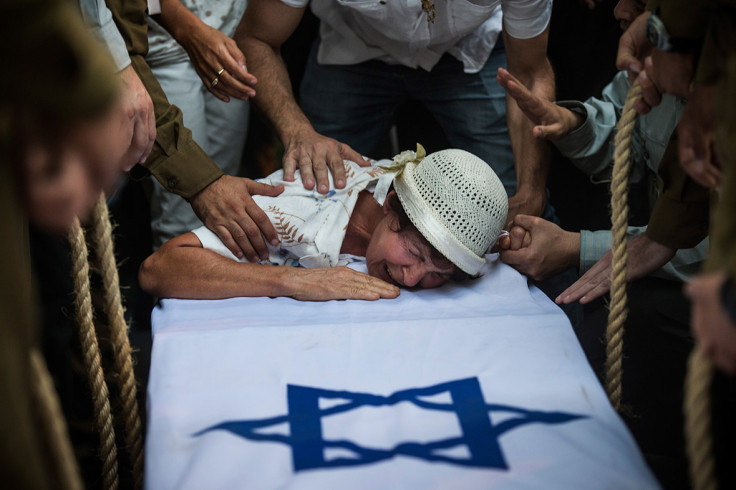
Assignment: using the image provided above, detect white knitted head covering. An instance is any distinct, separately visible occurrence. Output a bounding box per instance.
[391,146,508,275]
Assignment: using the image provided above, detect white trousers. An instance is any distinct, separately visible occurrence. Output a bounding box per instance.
[147,59,250,248]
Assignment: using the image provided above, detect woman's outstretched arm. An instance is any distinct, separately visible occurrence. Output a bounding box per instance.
[139,233,400,301]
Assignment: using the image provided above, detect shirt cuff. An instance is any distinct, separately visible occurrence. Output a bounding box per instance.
[141,133,224,199]
[580,227,654,274]
[579,230,612,274]
[553,100,616,180]
[553,101,595,155]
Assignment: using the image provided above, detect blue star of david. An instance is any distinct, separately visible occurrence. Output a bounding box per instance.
[195,377,585,471]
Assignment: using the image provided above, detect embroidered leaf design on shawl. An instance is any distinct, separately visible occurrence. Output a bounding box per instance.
[367,167,386,178]
[342,162,357,181]
[268,205,306,245]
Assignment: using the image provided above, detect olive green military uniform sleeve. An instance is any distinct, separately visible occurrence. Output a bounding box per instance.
[645,138,711,249]
[646,0,728,83]
[646,0,713,40]
[647,0,736,276]
[662,0,736,84]
[707,158,736,277]
[105,0,223,199]
[707,27,736,277]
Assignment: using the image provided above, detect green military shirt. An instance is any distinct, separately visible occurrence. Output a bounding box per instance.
[644,0,736,279]
[105,0,224,199]
[708,33,736,277]
[645,139,710,250]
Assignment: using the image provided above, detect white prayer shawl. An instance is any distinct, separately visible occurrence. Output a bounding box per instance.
[146,261,660,489]
[192,159,394,268]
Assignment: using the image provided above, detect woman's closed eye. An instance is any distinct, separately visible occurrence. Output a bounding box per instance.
[403,239,426,262]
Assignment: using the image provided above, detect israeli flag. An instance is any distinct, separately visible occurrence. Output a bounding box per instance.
[146,259,659,489]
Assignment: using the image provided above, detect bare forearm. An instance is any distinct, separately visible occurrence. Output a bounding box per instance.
[241,38,311,141]
[502,25,555,203]
[233,0,369,189]
[506,62,555,197]
[158,0,201,43]
[139,234,400,301]
[236,3,313,144]
[140,245,291,299]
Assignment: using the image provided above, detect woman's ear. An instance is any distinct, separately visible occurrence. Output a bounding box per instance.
[383,190,396,215]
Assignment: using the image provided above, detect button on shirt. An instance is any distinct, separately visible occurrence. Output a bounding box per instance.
[280,0,552,73]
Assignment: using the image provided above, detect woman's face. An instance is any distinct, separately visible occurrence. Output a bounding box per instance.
[365,212,455,289]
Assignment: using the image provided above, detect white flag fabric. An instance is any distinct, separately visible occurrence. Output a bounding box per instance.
[146,258,660,489]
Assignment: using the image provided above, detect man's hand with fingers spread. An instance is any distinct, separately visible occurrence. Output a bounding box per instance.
[497,67,584,141]
[555,233,675,305]
[282,129,369,194]
[190,176,284,261]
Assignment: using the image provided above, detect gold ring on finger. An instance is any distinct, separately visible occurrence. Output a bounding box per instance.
[211,76,220,88]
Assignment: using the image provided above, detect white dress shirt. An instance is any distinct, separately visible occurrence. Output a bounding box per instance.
[280,0,551,73]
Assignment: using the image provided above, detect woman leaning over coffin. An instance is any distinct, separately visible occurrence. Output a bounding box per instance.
[139,145,509,301]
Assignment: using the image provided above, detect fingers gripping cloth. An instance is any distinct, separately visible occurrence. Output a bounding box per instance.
[392,146,508,275]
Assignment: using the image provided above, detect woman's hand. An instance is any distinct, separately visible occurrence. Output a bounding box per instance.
[159,0,257,102]
[285,267,400,301]
[179,22,257,102]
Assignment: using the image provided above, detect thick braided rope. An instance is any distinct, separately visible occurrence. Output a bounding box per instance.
[69,218,119,490]
[90,194,144,489]
[685,348,717,490]
[606,81,642,410]
[29,349,83,490]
